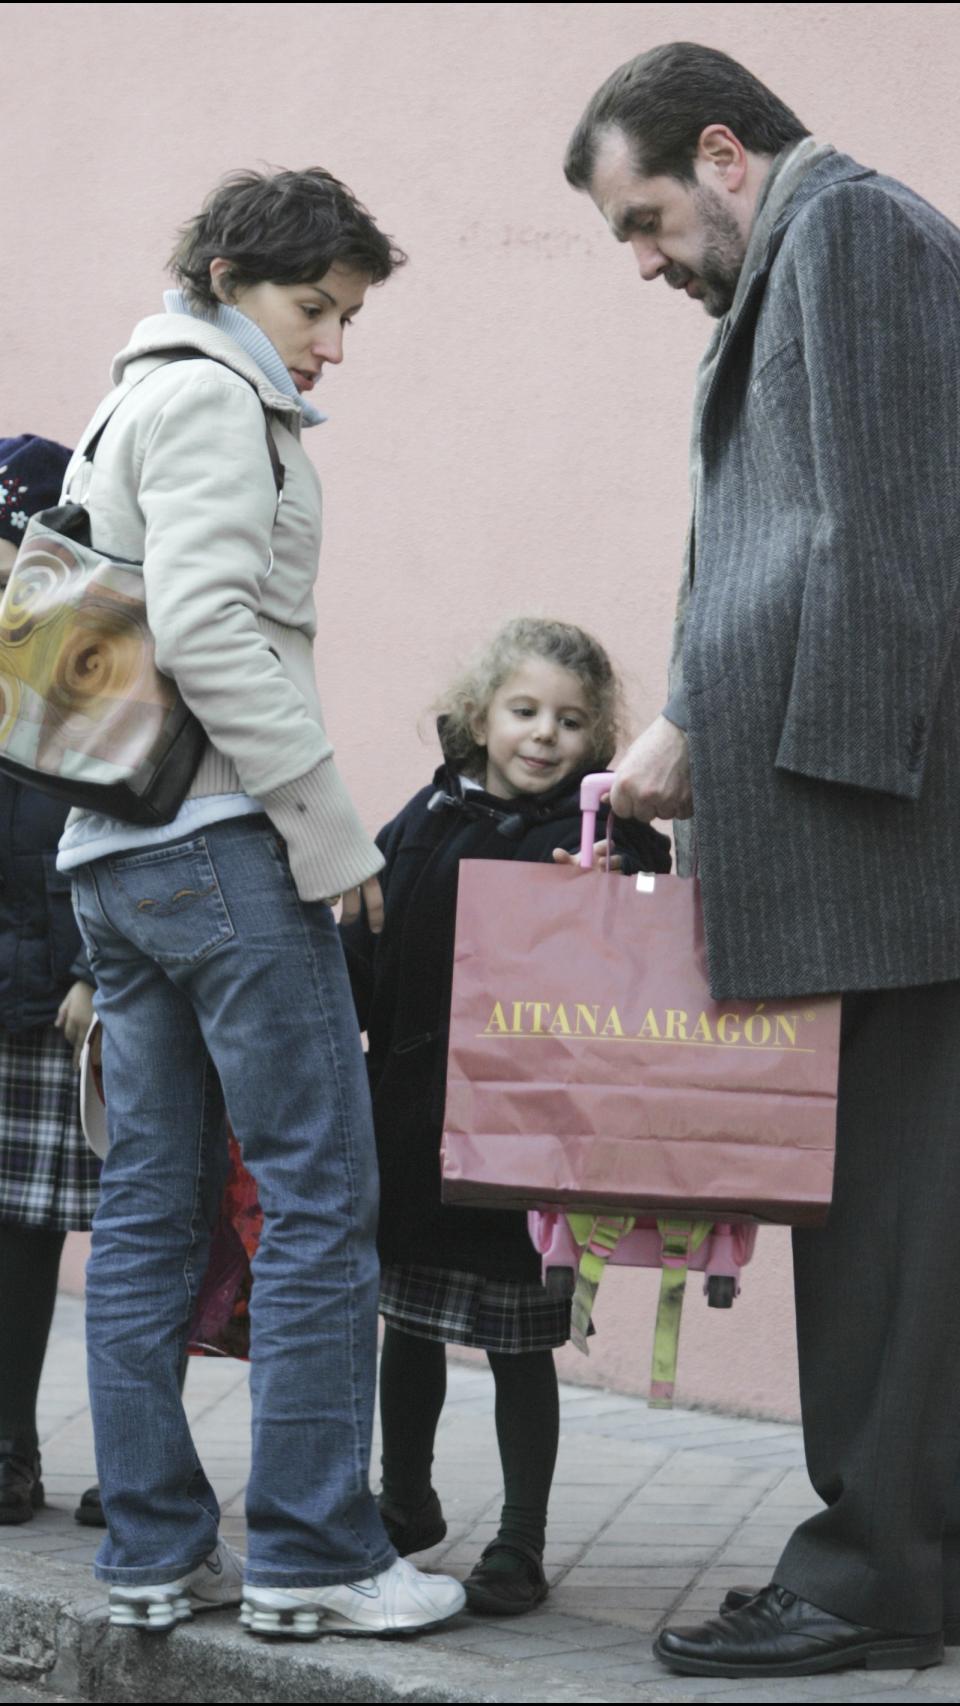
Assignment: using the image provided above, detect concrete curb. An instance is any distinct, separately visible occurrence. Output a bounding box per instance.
[0,1554,104,1700]
[0,1551,657,1705]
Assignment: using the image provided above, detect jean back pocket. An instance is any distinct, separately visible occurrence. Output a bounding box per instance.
[104,838,235,967]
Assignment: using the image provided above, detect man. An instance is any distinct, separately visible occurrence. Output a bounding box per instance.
[565,42,960,1680]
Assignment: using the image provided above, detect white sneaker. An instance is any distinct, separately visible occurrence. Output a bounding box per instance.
[108,1539,245,1632]
[240,1554,466,1640]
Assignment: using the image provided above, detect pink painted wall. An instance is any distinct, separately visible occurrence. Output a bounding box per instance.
[14,2,959,1420]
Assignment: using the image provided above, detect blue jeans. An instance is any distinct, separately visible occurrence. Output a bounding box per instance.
[72,815,394,1587]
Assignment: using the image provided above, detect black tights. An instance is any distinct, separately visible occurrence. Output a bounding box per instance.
[0,1226,190,1455]
[0,1225,66,1447]
[379,1325,560,1554]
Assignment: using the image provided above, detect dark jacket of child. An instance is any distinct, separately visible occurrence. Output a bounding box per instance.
[0,778,91,1033]
[341,763,672,1284]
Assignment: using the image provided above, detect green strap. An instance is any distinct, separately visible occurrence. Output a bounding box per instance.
[648,1219,712,1408]
[564,1213,716,1403]
[567,1213,635,1355]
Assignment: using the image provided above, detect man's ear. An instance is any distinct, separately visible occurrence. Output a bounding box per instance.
[695,124,748,193]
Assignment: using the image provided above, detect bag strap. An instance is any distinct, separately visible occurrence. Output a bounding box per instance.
[81,350,285,501]
[648,1218,712,1408]
[565,1211,714,1404]
[567,1212,636,1354]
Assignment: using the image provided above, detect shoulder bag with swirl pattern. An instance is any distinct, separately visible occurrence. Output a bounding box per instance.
[0,355,283,825]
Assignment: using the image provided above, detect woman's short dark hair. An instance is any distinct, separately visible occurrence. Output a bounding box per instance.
[171,167,407,310]
[565,42,809,190]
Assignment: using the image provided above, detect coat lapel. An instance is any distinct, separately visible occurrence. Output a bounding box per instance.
[700,155,877,447]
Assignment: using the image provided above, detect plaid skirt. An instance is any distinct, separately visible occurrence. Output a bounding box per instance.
[0,1024,101,1231]
[379,1262,571,1354]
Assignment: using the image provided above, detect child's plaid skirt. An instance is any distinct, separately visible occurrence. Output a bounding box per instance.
[379,1262,570,1354]
[0,1024,100,1231]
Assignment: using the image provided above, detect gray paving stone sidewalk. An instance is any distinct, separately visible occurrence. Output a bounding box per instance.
[1,1294,956,1704]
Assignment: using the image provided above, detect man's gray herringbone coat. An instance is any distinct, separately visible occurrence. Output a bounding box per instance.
[685,153,960,999]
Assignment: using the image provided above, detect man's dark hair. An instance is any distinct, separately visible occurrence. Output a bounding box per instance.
[171,167,407,310]
[565,42,809,190]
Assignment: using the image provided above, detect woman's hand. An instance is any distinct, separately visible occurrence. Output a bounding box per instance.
[55,981,96,1069]
[552,844,624,873]
[329,876,385,934]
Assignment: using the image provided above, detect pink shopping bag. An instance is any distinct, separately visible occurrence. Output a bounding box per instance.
[441,859,839,1227]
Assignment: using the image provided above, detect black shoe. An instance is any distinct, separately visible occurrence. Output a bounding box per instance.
[0,1438,43,1526]
[655,1584,943,1677]
[720,1582,766,1616]
[720,1582,960,1647]
[74,1484,107,1528]
[464,1539,548,1617]
[378,1488,447,1556]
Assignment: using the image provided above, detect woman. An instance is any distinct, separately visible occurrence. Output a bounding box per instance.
[60,170,464,1638]
[0,436,99,1525]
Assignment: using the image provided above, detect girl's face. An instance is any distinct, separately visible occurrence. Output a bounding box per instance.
[210,261,372,395]
[471,656,594,800]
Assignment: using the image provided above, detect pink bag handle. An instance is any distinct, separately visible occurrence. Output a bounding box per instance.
[579,771,617,870]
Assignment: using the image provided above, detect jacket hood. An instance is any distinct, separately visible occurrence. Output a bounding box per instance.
[110,315,301,419]
[427,760,671,866]
[429,760,578,823]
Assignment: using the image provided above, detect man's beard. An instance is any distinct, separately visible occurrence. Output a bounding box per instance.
[666,186,746,319]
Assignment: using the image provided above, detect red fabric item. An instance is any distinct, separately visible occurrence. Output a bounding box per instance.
[188,1131,263,1359]
[442,864,839,1227]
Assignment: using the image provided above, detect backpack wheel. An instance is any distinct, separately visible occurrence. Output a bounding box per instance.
[707,1274,736,1309]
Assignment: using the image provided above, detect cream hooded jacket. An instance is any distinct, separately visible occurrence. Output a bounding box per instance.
[62,313,382,900]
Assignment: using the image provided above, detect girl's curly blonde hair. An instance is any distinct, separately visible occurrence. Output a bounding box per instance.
[437,616,626,780]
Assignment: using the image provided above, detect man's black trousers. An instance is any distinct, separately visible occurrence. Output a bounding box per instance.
[777,980,960,1633]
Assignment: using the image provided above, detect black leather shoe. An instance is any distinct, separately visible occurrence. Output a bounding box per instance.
[378,1488,447,1556]
[720,1582,960,1646]
[464,1539,548,1617]
[0,1439,43,1526]
[74,1484,107,1528]
[655,1584,943,1676]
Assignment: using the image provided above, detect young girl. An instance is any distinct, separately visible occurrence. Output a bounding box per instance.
[342,617,671,1616]
[0,437,99,1527]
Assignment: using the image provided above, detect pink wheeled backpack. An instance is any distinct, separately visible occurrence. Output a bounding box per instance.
[528,1207,757,1405]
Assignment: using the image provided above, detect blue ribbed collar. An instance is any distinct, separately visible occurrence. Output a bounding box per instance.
[162,289,327,427]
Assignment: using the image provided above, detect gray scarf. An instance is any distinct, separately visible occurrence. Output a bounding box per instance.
[670,137,835,872]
